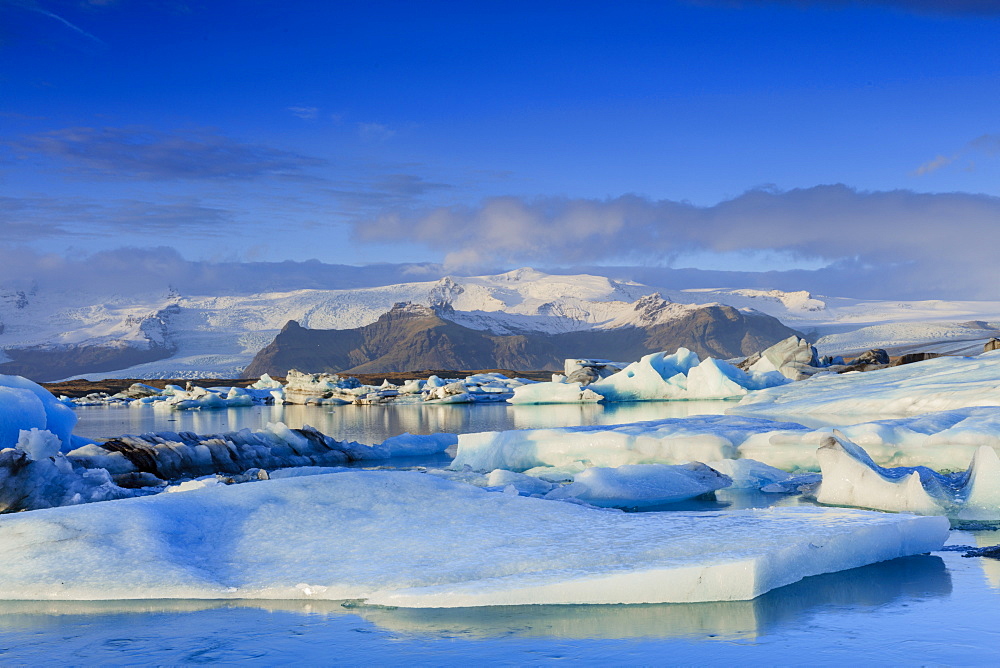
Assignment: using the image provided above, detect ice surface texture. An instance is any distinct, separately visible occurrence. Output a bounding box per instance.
[732,351,1000,417]
[0,470,948,606]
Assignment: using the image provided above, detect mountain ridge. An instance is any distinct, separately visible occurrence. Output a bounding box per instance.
[243,301,802,377]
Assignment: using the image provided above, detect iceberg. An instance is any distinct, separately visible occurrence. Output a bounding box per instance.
[0,470,948,606]
[0,374,79,453]
[815,431,1000,520]
[589,348,788,402]
[732,351,1000,417]
[508,381,603,404]
[543,462,731,508]
[451,415,811,472]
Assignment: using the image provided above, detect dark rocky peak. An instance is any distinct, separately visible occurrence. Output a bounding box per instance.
[281,319,304,333]
[631,293,672,322]
[384,302,439,319]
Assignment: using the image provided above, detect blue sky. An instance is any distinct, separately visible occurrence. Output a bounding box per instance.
[3,0,1000,297]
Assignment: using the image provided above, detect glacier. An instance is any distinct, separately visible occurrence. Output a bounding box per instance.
[0,470,948,606]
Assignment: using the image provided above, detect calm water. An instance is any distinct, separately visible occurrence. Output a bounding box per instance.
[1,532,999,664]
[8,402,999,663]
[71,400,742,443]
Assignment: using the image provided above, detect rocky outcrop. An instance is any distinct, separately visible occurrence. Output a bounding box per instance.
[244,302,803,377]
[986,338,1000,353]
[891,352,941,367]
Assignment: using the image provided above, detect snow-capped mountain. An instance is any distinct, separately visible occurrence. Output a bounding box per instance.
[3,268,1000,381]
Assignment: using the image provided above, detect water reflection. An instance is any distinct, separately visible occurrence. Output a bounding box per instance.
[71,400,736,443]
[0,555,950,641]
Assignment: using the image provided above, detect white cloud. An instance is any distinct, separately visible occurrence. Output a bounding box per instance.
[348,185,1000,299]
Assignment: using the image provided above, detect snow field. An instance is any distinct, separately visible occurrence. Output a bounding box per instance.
[0,470,948,606]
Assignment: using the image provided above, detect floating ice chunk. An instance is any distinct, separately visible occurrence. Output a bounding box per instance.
[589,349,699,402]
[486,469,556,495]
[0,449,140,512]
[705,458,793,489]
[165,477,222,493]
[250,374,283,390]
[0,471,948,606]
[588,349,788,403]
[367,432,457,458]
[508,381,603,404]
[452,415,809,472]
[732,351,1000,417]
[16,428,62,461]
[815,431,1000,519]
[545,463,731,508]
[0,374,77,453]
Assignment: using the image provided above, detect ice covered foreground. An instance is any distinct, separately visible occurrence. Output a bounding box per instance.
[732,351,1000,417]
[0,471,948,606]
[816,432,1000,520]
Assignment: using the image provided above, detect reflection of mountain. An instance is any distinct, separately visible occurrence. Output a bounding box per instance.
[0,556,950,642]
[244,302,800,377]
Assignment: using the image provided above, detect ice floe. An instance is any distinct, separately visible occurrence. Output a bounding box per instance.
[0,470,948,606]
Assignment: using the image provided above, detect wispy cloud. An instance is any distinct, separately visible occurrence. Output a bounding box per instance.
[912,133,1000,176]
[288,106,319,120]
[0,194,233,238]
[13,126,325,181]
[4,0,107,44]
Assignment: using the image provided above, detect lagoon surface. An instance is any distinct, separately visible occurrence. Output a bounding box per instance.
[2,530,999,664]
[6,402,1000,664]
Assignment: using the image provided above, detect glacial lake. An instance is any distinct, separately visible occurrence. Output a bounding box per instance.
[4,402,999,663]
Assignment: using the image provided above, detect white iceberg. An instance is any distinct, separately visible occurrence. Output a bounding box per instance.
[0,470,948,606]
[544,462,731,508]
[508,381,603,404]
[815,431,1000,520]
[451,415,811,472]
[732,351,1000,417]
[0,374,79,453]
